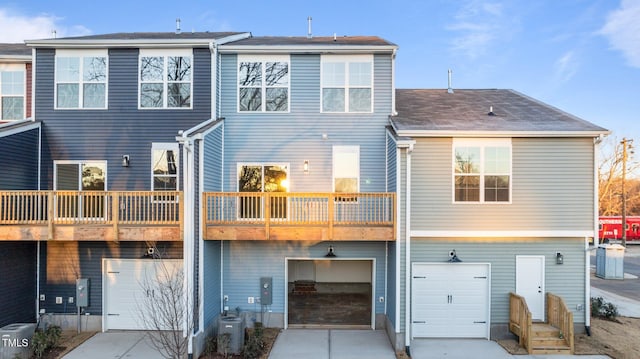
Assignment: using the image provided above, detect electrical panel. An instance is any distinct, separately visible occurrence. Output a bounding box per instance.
[76,278,89,307]
[260,277,272,305]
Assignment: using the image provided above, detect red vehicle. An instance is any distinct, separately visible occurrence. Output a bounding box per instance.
[599,216,640,243]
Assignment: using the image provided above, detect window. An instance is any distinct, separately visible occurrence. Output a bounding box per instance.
[333,146,360,193]
[54,161,107,220]
[140,50,192,108]
[322,55,372,112]
[238,55,289,112]
[152,144,179,191]
[0,67,25,120]
[453,139,511,203]
[237,164,288,219]
[55,50,107,109]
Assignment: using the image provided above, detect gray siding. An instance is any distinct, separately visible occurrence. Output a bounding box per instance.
[203,240,222,330]
[221,241,387,315]
[410,238,587,325]
[0,242,36,326]
[219,53,393,192]
[0,127,39,190]
[203,124,223,191]
[39,241,183,315]
[411,137,595,231]
[35,48,212,190]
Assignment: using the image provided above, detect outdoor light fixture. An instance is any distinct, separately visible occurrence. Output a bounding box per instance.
[448,249,462,262]
[325,245,336,257]
[122,155,130,167]
[303,160,309,174]
[322,133,328,140]
[556,252,564,265]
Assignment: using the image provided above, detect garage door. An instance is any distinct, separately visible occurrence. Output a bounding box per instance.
[103,259,183,330]
[411,263,490,338]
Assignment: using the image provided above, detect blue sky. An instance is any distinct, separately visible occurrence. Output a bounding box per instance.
[1,0,639,158]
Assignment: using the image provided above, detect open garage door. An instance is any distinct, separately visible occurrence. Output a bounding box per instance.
[103,259,183,331]
[411,263,490,338]
[286,259,374,328]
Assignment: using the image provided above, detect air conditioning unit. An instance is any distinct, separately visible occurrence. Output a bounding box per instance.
[0,323,36,359]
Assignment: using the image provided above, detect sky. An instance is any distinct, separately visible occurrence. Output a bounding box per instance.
[1,0,638,165]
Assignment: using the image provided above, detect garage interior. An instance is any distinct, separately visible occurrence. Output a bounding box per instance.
[287,259,372,327]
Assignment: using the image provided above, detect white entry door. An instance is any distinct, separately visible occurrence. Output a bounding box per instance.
[411,263,490,338]
[516,256,545,321]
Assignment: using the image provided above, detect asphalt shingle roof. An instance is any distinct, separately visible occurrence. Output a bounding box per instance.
[0,43,31,56]
[226,36,396,47]
[392,89,608,135]
[32,32,247,41]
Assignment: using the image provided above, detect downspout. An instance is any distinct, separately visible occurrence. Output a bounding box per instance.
[35,47,42,320]
[209,41,218,120]
[394,146,401,339]
[391,49,397,116]
[179,133,195,357]
[404,142,413,355]
[587,135,603,335]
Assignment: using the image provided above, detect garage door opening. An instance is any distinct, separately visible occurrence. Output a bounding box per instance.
[286,259,374,329]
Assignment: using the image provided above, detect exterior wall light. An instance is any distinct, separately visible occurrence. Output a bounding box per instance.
[556,252,564,265]
[122,155,130,167]
[303,160,309,174]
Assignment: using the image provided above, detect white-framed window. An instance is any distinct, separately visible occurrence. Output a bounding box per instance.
[321,55,373,113]
[139,49,192,109]
[54,160,107,220]
[238,55,289,112]
[0,65,25,120]
[237,163,289,219]
[152,143,179,192]
[333,146,360,193]
[55,50,107,109]
[453,138,512,203]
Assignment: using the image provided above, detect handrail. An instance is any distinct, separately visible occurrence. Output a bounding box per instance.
[509,292,532,353]
[0,190,182,225]
[546,292,574,353]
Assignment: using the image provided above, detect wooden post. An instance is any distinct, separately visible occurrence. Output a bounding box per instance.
[179,192,185,241]
[48,192,54,240]
[112,192,119,242]
[328,194,334,240]
[264,193,270,240]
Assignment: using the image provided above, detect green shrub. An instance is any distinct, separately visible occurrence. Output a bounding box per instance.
[591,296,619,320]
[31,325,62,359]
[242,325,265,359]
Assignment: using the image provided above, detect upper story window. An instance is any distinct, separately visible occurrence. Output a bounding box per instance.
[140,49,192,109]
[453,139,511,203]
[152,143,179,191]
[55,50,107,109]
[0,65,25,120]
[238,55,289,112]
[321,55,373,113]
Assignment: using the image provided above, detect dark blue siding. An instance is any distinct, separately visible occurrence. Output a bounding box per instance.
[0,242,37,326]
[35,48,212,190]
[39,241,183,315]
[0,127,39,190]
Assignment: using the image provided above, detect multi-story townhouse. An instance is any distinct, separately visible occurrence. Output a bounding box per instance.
[0,43,37,328]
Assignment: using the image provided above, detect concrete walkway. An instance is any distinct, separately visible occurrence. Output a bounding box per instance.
[268,329,396,359]
[62,331,162,359]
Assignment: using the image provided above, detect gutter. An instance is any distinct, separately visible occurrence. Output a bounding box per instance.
[218,44,397,54]
[393,130,612,138]
[24,34,251,49]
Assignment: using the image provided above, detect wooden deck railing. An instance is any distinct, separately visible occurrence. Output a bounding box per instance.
[546,292,574,353]
[509,292,532,352]
[0,191,183,241]
[203,192,396,241]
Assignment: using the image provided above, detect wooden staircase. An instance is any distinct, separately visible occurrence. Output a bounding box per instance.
[509,292,574,355]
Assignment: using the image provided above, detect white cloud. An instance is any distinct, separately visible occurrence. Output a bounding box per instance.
[446,1,509,59]
[554,51,578,83]
[0,8,91,43]
[600,0,640,67]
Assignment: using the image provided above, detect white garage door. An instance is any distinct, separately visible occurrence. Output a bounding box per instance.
[103,259,183,330]
[411,263,490,338]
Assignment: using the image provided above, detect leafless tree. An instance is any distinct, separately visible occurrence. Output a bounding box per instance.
[136,248,193,359]
[599,137,640,215]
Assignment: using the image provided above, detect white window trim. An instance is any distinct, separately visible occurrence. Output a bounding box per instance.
[138,49,193,110]
[321,54,373,113]
[451,138,512,204]
[0,64,26,120]
[53,160,108,190]
[332,145,360,193]
[236,163,290,192]
[151,143,180,191]
[236,55,290,113]
[54,49,108,110]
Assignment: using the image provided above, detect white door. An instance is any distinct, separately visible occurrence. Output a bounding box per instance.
[516,256,545,321]
[411,263,490,338]
[103,259,183,330]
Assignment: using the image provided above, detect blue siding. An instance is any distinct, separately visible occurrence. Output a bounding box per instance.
[40,241,183,315]
[219,53,393,193]
[203,124,223,191]
[0,127,39,190]
[34,48,212,190]
[0,242,37,326]
[386,241,397,328]
[221,241,387,315]
[386,131,397,193]
[203,240,221,329]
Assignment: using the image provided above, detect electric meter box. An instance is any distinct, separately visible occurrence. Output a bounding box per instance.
[76,278,90,307]
[260,277,272,305]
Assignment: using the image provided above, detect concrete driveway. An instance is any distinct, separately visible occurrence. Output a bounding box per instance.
[63,331,163,359]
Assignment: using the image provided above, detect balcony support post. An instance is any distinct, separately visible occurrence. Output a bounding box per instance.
[47,192,54,240]
[112,192,119,242]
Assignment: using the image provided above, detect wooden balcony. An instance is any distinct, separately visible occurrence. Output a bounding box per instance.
[203,192,396,241]
[0,191,183,241]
